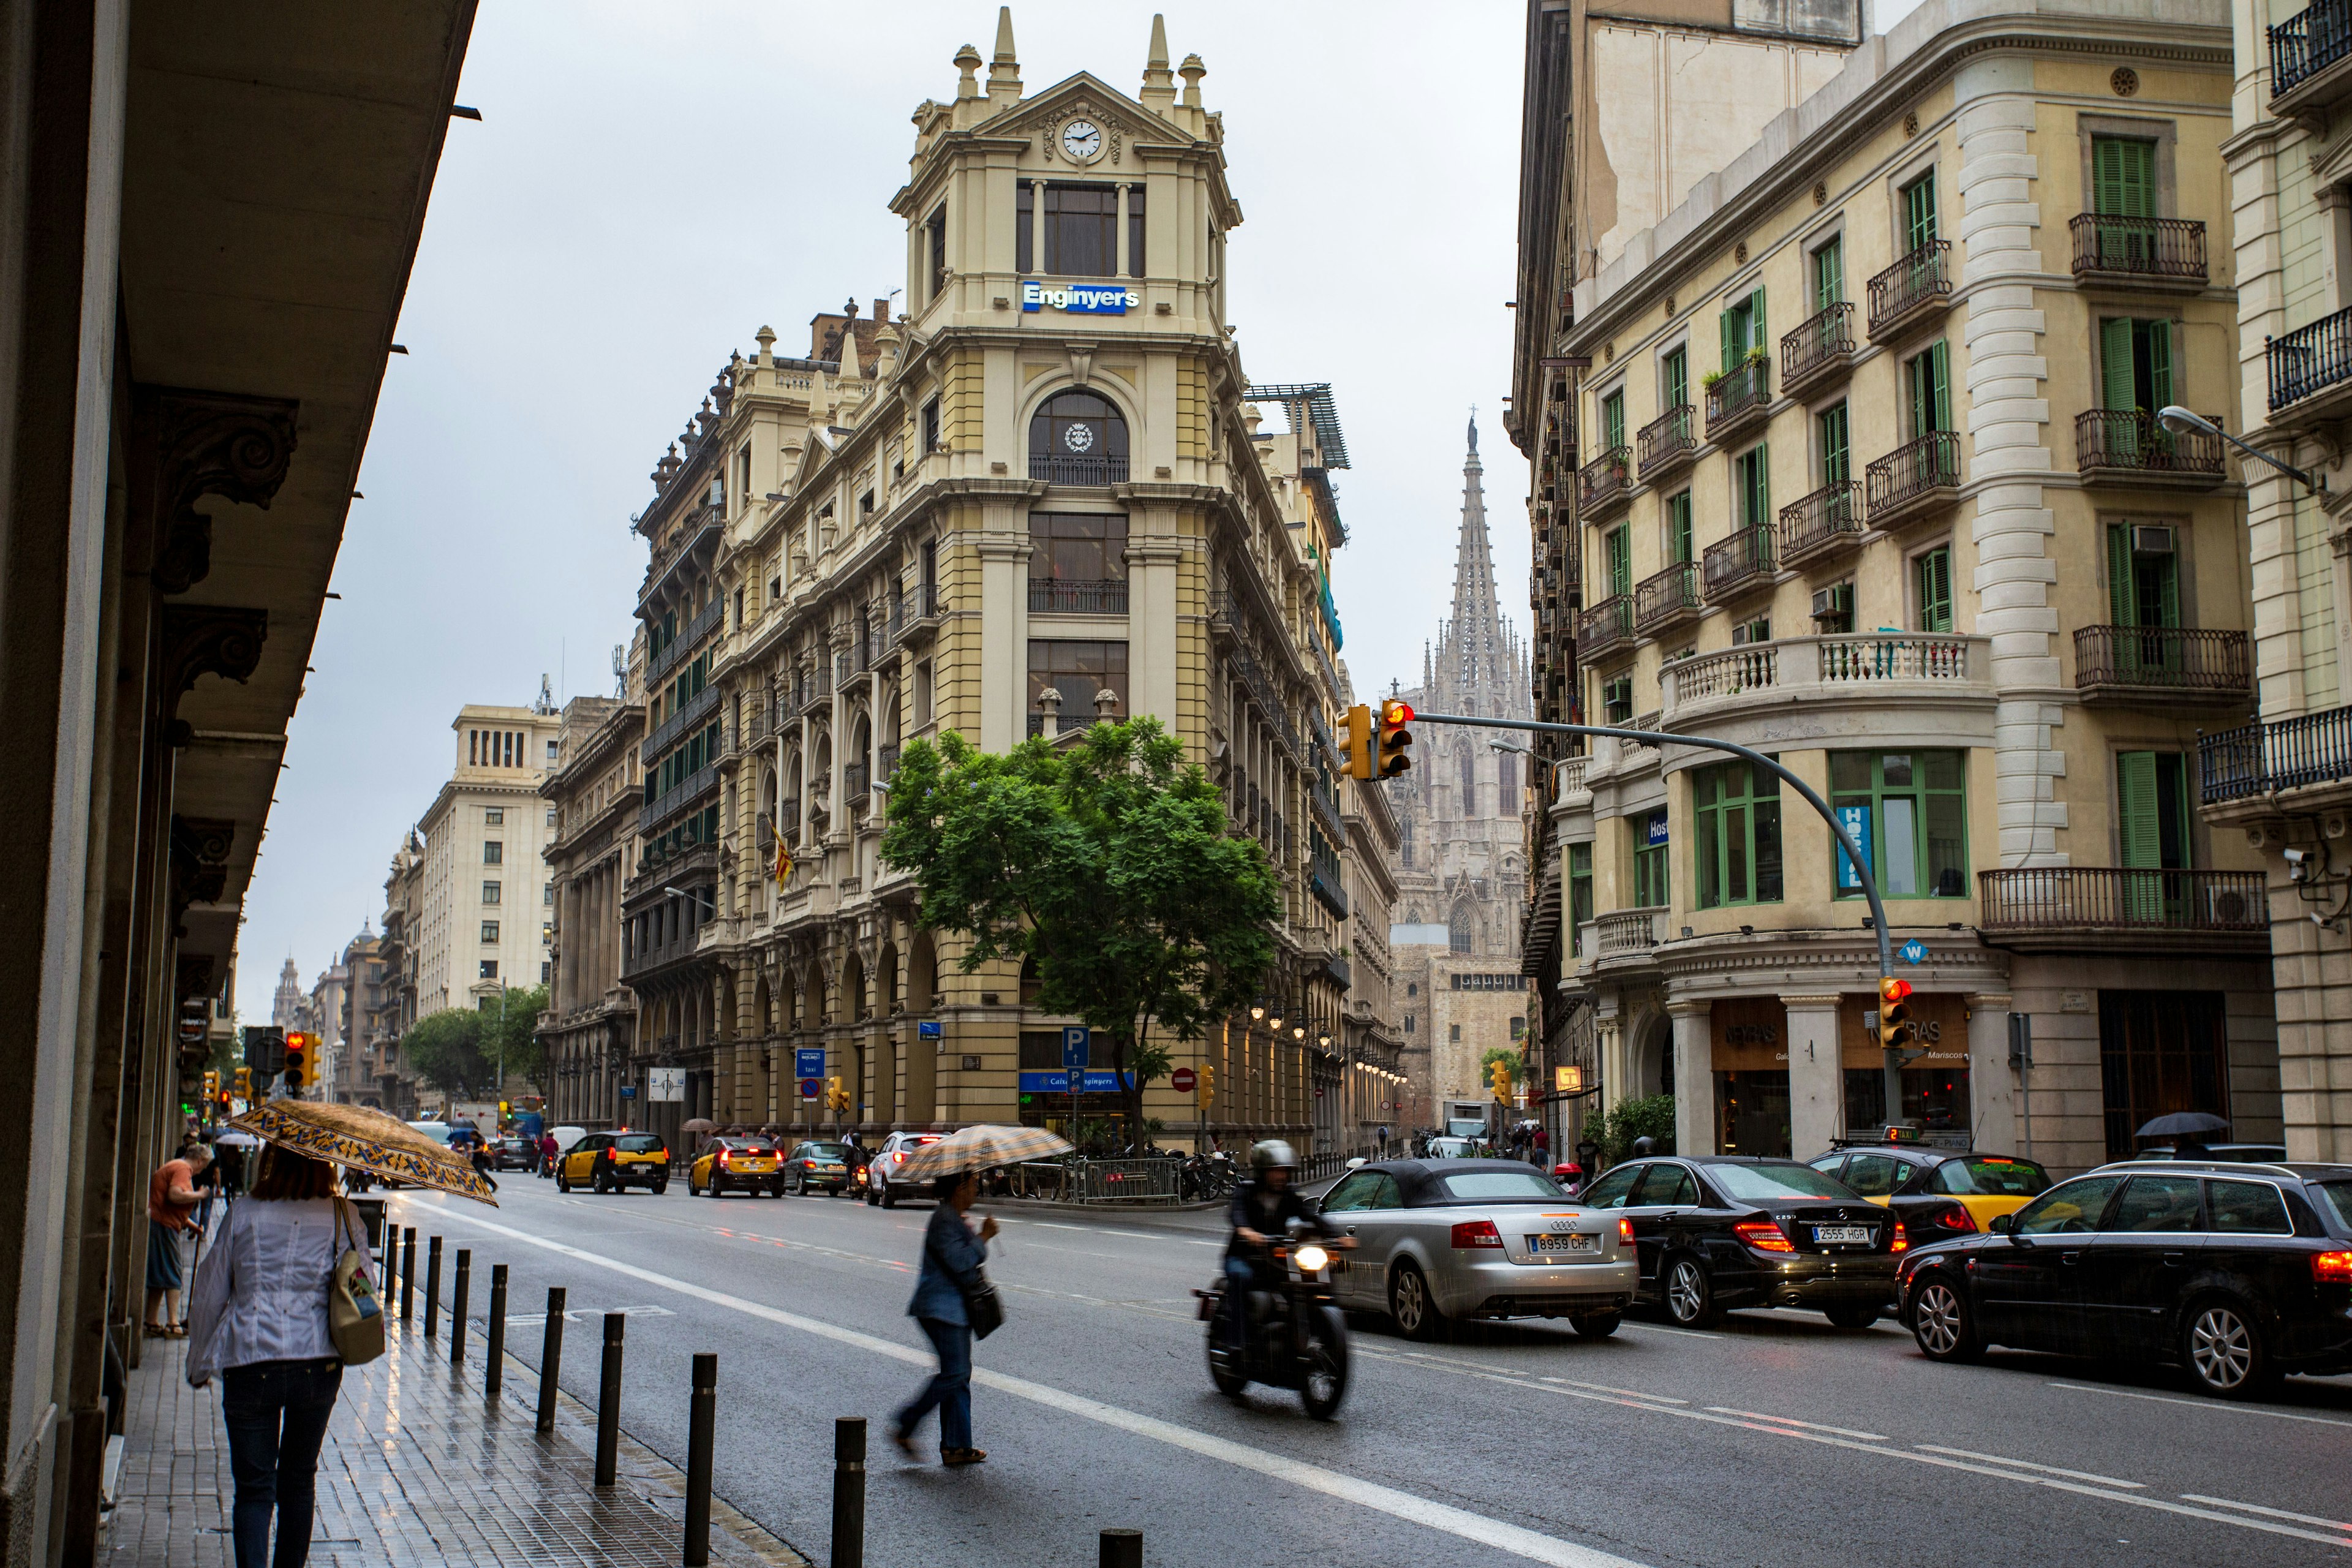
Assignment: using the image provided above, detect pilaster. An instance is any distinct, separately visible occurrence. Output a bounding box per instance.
[1668,999,1713,1156]
[1781,993,1843,1158]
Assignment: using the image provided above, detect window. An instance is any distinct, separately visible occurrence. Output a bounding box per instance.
[1126,184,1145,277]
[2098,990,2228,1161]
[1016,180,1034,272]
[1902,168,1938,252]
[921,398,940,453]
[1662,346,1688,410]
[1028,390,1128,480]
[1632,809,1669,906]
[2207,1179,2292,1234]
[1735,445,1770,531]
[544,883,556,905]
[2100,317,2173,422]
[1665,491,1692,564]
[1907,340,1952,434]
[859,489,875,518]
[1041,183,1118,275]
[1404,1014,1414,1033]
[1831,750,1967,898]
[481,921,500,943]
[926,203,947,301]
[1719,287,1766,369]
[1027,639,1128,722]
[2090,135,2156,219]
[1917,546,1953,633]
[1406,982,1418,997]
[481,881,501,904]
[1498,752,1517,816]
[1605,527,1631,598]
[1733,614,1771,646]
[545,806,557,827]
[2117,751,2192,874]
[1449,904,1472,954]
[484,807,504,826]
[1509,1016,1526,1040]
[1819,403,1850,486]
[1812,236,1844,309]
[483,842,503,865]
[1449,1023,1461,1042]
[1601,389,1625,451]
[1568,843,1593,958]
[1028,513,1128,581]
[1841,1153,1904,1197]
[1695,759,1783,908]
[2109,1174,2204,1232]
[541,961,551,983]
[914,659,933,726]
[1602,675,1632,725]
[480,960,499,981]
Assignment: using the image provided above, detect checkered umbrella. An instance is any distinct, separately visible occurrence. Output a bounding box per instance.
[894,1125,1074,1184]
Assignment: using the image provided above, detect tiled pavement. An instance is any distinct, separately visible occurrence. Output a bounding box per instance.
[108,1306,809,1567]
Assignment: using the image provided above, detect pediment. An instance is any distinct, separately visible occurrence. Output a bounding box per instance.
[999,72,1184,169]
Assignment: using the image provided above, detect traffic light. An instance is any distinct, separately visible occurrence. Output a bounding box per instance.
[1376,699,1414,778]
[1878,977,1916,1058]
[1337,704,1374,780]
[1490,1055,1516,1104]
[234,1066,252,1102]
[826,1076,851,1114]
[1196,1063,1214,1106]
[282,1031,311,1091]
[203,1069,219,1105]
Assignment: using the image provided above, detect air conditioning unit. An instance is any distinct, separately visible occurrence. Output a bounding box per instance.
[2132,523,2176,556]
[1811,583,1854,622]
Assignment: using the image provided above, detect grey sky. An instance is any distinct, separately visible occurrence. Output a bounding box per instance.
[239,1,1531,1010]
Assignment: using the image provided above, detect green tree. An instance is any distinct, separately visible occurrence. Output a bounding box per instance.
[480,983,549,1090]
[402,1008,488,1098]
[1480,1046,1527,1089]
[1597,1093,1677,1166]
[881,717,1281,1135]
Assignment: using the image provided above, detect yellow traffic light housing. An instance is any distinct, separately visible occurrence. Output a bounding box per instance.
[1196,1062,1214,1106]
[1877,977,1915,1056]
[1337,704,1374,780]
[283,1031,311,1091]
[1490,1056,1515,1104]
[233,1066,252,1102]
[1377,699,1414,778]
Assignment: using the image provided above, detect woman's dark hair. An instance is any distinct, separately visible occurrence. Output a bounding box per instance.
[932,1170,974,1202]
[248,1146,337,1200]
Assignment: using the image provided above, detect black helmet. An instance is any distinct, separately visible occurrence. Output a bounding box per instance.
[1631,1135,1656,1157]
[1250,1139,1297,1174]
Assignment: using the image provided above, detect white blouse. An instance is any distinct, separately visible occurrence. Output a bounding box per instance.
[187,1197,372,1379]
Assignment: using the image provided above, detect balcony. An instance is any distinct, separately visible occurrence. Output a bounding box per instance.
[1028,577,1128,614]
[2075,410,2226,485]
[638,681,720,764]
[637,764,718,836]
[2266,303,2352,420]
[2075,625,2250,706]
[1705,359,1771,442]
[1028,453,1129,486]
[1662,631,1991,731]
[1578,447,1632,518]
[1778,481,1864,569]
[644,597,723,688]
[1978,868,2269,955]
[1781,302,1856,398]
[878,743,900,781]
[1580,595,1635,659]
[1637,406,1697,481]
[1634,562,1700,635]
[794,665,832,716]
[1866,241,1951,344]
[2068,214,2207,290]
[1591,907,1666,963]
[1865,431,1962,529]
[2272,0,2352,115]
[1702,526,1775,604]
[899,582,943,641]
[843,760,870,802]
[2200,704,2352,805]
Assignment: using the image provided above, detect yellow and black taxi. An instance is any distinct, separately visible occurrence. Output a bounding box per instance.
[1807,1128,2051,1250]
[688,1136,783,1199]
[785,1139,858,1197]
[555,1131,671,1196]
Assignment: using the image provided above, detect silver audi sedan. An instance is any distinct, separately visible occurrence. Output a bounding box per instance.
[1316,1159,1638,1340]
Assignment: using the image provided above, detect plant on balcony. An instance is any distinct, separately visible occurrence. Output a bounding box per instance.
[881,717,1281,1133]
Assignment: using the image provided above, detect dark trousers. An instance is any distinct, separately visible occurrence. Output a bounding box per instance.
[221,1359,343,1568]
[894,1317,972,1450]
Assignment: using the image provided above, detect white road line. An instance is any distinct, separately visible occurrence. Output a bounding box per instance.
[1705,1408,1887,1442]
[1915,1446,2144,1488]
[1540,1377,1689,1406]
[1613,1321,1723,1341]
[2048,1382,2352,1429]
[2180,1495,2352,1534]
[393,1202,1654,1568]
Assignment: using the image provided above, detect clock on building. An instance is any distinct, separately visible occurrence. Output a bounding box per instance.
[1060,119,1102,162]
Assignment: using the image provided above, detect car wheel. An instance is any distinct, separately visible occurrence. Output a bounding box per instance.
[880,1180,896,1210]
[1908,1275,1984,1362]
[651,1179,668,1196]
[707,1177,723,1199]
[1824,1303,1881,1331]
[1665,1256,1722,1329]
[1389,1261,1446,1342]
[556,1169,570,1193]
[2183,1297,2272,1398]
[1570,1312,1621,1339]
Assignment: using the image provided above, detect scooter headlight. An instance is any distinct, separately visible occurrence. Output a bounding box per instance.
[1294,1244,1330,1274]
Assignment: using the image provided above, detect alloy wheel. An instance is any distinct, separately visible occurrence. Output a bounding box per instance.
[1915,1284,1962,1354]
[2189,1305,2254,1391]
[1667,1260,1709,1324]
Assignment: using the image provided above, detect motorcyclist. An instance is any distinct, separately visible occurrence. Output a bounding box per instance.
[1222,1140,1348,1356]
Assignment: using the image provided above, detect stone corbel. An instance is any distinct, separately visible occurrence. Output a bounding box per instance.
[1066,342,1096,388]
[158,605,268,736]
[134,386,300,596]
[169,816,235,925]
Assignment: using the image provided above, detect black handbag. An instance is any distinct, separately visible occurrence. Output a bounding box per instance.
[961,1267,1004,1340]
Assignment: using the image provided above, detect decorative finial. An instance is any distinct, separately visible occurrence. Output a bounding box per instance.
[1468,405,1479,454]
[1178,53,1205,108]
[953,42,981,99]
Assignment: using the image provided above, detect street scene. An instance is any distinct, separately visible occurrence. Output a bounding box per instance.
[6,1,2352,1567]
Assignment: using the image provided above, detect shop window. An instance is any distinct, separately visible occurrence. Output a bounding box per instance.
[1694,759,1782,909]
[1632,810,1670,907]
[1831,750,1967,898]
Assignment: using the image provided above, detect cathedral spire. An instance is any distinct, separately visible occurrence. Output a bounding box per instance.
[1442,410,1516,719]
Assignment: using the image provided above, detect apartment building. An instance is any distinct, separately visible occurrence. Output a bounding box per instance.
[1532,0,2274,1174]
[412,703,565,1020]
[540,692,644,1128]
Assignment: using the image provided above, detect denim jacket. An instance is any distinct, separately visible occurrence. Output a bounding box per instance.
[907,1202,987,1325]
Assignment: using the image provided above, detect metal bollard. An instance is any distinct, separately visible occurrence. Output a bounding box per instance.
[486,1264,507,1398]
[401,1229,418,1321]
[424,1236,443,1337]
[594,1313,624,1487]
[1099,1528,1142,1568]
[382,1224,397,1302]
[535,1287,565,1434]
[450,1250,470,1366]
[830,1416,865,1568]
[684,1352,716,1567]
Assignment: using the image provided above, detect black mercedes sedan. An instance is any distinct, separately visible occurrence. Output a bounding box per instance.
[1577,1156,1906,1329]
[1896,1161,2352,1398]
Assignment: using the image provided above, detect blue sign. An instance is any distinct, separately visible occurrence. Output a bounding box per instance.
[1062,1026,1091,1069]
[1836,805,1873,891]
[1018,1070,1136,1095]
[1022,280,1139,315]
[1645,809,1669,848]
[1901,938,1929,966]
[795,1047,826,1080]
[619,1085,636,1099]
[918,1020,942,1039]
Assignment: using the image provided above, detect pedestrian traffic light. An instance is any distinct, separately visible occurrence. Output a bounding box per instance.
[1490,1055,1515,1104]
[1377,699,1414,778]
[1196,1063,1213,1106]
[1878,977,1916,1058]
[282,1031,310,1091]
[1337,704,1374,780]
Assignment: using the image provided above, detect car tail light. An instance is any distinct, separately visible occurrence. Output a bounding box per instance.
[718,1150,730,1166]
[1937,1204,1976,1234]
[1891,1221,1910,1254]
[1733,1219,1795,1254]
[2315,1250,2352,1284]
[893,1151,906,1164]
[1618,1217,1636,1248]
[1451,1219,1504,1249]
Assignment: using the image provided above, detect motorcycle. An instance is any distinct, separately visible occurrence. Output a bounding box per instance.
[1194,1219,1351,1419]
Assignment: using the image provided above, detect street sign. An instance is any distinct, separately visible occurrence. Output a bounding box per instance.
[799,1077,821,1099]
[1900,938,1928,965]
[1061,1026,1090,1069]
[619,1085,636,1099]
[795,1047,826,1080]
[649,1067,685,1103]
[917,1020,941,1039]
[1171,1067,1196,1093]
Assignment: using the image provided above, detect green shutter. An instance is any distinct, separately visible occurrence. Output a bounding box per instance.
[2146,319,2173,410]
[2117,750,2162,870]
[2106,523,2137,624]
[1721,306,1739,374]
[1664,348,1687,410]
[1931,341,1951,432]
[1822,404,1850,486]
[1668,491,1692,563]
[1608,527,1630,597]
[1749,288,1766,356]
[1905,171,1937,250]
[2154,550,2179,628]
[1604,391,1624,451]
[1815,238,1843,310]
[2101,318,2137,410]
[1918,547,1953,633]
[1746,442,1770,530]
[2093,137,2155,219]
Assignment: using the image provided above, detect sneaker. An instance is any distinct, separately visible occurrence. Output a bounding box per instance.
[941,1447,987,1467]
[889,1426,916,1460]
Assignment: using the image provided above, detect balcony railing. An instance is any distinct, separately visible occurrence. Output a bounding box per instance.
[1578,447,1632,514]
[1705,359,1771,438]
[2069,214,2207,286]
[1634,561,1700,633]
[2200,704,2352,803]
[1664,632,1986,718]
[2267,303,2352,412]
[2273,0,2352,100]
[1637,406,1697,479]
[1580,594,1634,658]
[639,681,720,764]
[1028,577,1128,614]
[1865,431,1962,524]
[1978,868,2267,943]
[1866,240,1951,341]
[645,597,723,688]
[2075,410,2226,480]
[1593,907,1666,959]
[1702,526,1775,602]
[2075,625,2250,701]
[843,761,870,800]
[878,743,900,780]
[794,665,832,715]
[1777,481,1864,567]
[1781,301,1856,392]
[1028,453,1130,486]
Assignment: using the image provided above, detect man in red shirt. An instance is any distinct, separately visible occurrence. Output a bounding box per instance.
[145,1143,211,1336]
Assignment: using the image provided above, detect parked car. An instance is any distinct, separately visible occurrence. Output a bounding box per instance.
[1316,1159,1635,1340]
[489,1136,537,1172]
[785,1140,857,1197]
[1898,1161,2352,1397]
[1578,1156,1905,1329]
[2132,1144,2289,1164]
[687,1137,783,1199]
[555,1131,669,1195]
[1424,1137,1483,1160]
[1807,1140,2051,1253]
[864,1132,944,1207]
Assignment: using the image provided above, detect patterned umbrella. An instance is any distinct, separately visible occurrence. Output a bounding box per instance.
[894,1124,1074,1184]
[224,1101,498,1205]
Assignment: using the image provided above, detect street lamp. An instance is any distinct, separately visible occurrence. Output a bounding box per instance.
[1493,740,1585,801]
[2158,406,2323,492]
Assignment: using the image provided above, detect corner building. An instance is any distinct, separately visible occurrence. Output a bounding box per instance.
[606,13,1400,1150]
[1540,0,2278,1174]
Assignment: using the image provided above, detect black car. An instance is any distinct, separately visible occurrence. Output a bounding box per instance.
[1898,1161,2352,1398]
[1807,1141,2052,1252]
[1577,1156,1905,1329]
[490,1136,537,1172]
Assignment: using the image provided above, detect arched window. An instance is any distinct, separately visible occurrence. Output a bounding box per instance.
[1028,391,1129,486]
[1449,903,1473,954]
[1498,753,1518,814]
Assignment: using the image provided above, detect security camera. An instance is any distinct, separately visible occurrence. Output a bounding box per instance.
[2286,846,2313,883]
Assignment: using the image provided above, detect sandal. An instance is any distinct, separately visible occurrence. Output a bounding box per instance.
[942,1447,987,1467]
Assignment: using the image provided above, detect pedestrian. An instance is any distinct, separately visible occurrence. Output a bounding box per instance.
[469,1140,498,1193]
[145,1142,211,1337]
[186,1145,367,1568]
[1532,1124,1550,1169]
[1376,1125,1389,1156]
[889,1169,997,1467]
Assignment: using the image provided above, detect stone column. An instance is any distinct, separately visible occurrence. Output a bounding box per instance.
[1669,1000,1714,1157]
[1782,993,1844,1159]
[1126,535,1183,727]
[1967,992,2018,1156]
[1593,1002,1624,1115]
[974,533,1032,752]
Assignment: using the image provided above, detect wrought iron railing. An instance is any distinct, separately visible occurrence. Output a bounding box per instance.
[902,582,940,628]
[794,664,832,714]
[1580,594,1634,657]
[1978,868,2267,937]
[1782,301,1856,387]
[1634,562,1700,631]
[2069,214,2207,284]
[1703,526,1775,601]
[1029,578,1128,614]
[639,682,721,763]
[1778,482,1863,566]
[1705,360,1771,435]
[1866,431,1962,519]
[2075,410,2226,477]
[2076,625,2249,695]
[1637,406,1697,478]
[1866,240,1951,336]
[645,598,723,688]
[1028,453,1130,486]
[2267,303,2352,412]
[2199,704,2352,802]
[1578,447,1631,513]
[2274,0,2352,97]
[843,761,870,799]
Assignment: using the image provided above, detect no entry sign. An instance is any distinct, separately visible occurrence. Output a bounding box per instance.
[1171,1068,1196,1093]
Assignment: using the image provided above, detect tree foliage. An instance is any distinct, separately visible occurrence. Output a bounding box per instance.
[402,1008,486,1097]
[486,983,549,1089]
[1480,1046,1528,1087]
[881,718,1282,1132]
[1596,1093,1677,1166]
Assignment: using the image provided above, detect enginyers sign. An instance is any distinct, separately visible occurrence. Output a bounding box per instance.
[1022,281,1139,314]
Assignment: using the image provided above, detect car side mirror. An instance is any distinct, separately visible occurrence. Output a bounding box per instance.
[1988,1213,2014,1234]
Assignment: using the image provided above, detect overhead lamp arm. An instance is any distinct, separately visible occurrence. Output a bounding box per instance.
[2158,406,2321,492]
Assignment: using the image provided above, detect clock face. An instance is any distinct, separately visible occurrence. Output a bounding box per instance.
[1061,119,1102,160]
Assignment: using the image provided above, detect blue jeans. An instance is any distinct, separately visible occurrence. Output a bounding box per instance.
[221,1359,342,1568]
[895,1318,973,1450]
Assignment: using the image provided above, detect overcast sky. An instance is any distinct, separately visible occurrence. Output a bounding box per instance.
[239,1,1532,1011]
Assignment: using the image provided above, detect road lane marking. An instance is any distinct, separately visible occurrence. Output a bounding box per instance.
[1915,1446,2144,1488]
[1540,1377,1689,1405]
[1705,1408,1887,1441]
[395,1202,1655,1568]
[2180,1495,2352,1535]
[1613,1321,1723,1341]
[2049,1382,2352,1429]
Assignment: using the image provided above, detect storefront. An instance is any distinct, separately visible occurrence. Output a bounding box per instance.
[1711,997,1791,1157]
[1839,992,1970,1135]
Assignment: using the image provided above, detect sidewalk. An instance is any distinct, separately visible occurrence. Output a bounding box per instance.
[107,1305,807,1567]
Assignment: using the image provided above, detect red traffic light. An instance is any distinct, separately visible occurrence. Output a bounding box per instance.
[1879,977,1912,1004]
[1379,699,1415,730]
